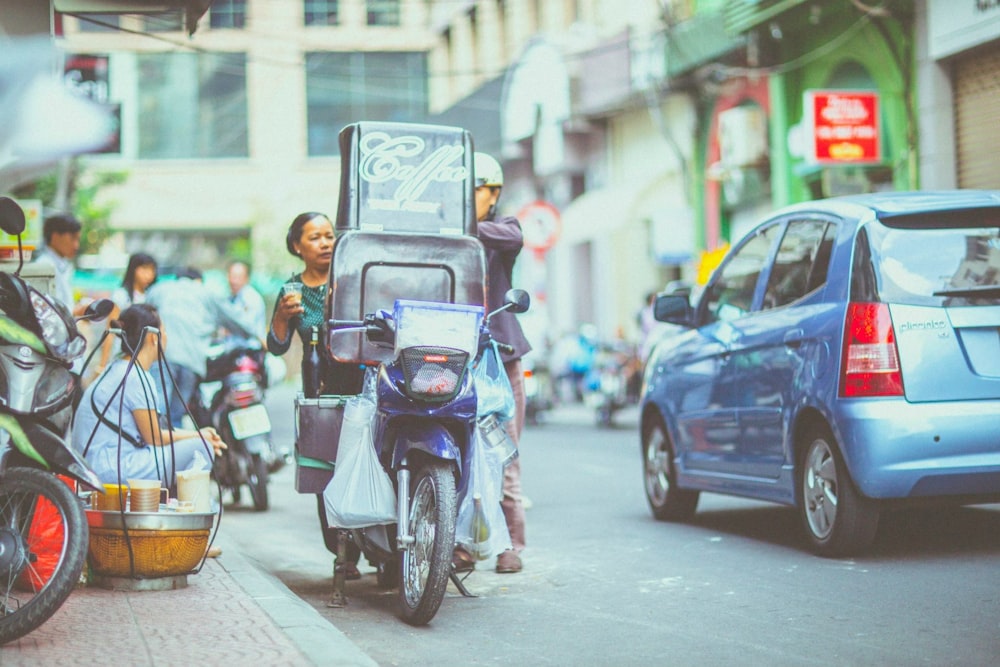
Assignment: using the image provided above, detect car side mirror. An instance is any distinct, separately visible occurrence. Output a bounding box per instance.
[654,293,693,326]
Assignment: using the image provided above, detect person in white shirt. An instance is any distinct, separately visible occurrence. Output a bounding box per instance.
[225,260,266,343]
[35,212,82,314]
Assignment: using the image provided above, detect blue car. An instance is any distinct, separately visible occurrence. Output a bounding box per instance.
[641,190,1000,556]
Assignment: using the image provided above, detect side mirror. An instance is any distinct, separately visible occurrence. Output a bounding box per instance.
[654,293,693,326]
[81,298,115,323]
[0,197,26,236]
[503,288,530,314]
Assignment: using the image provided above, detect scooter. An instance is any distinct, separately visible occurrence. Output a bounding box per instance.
[0,197,113,644]
[325,289,529,626]
[522,352,553,425]
[585,340,641,427]
[196,338,276,511]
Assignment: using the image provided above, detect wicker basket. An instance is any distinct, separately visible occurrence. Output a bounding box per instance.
[86,510,214,578]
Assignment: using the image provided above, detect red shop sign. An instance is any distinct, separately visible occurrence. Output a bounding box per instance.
[805,90,881,165]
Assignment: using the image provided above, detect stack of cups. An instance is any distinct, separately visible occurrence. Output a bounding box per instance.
[128,479,163,513]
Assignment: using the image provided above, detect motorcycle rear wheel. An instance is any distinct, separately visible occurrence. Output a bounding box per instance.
[398,461,456,626]
[247,454,269,512]
[0,468,88,645]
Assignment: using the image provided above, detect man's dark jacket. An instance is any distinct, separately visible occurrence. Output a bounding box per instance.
[477,214,532,363]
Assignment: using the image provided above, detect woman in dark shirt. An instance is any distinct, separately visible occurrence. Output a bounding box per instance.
[267,211,364,578]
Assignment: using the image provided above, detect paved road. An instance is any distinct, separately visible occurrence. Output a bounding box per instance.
[219,384,1000,666]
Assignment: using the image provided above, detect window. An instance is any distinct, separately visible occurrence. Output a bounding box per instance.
[367,0,401,26]
[305,0,339,26]
[137,52,248,159]
[306,52,427,156]
[700,225,778,324]
[142,11,184,32]
[762,220,835,309]
[74,13,120,32]
[210,0,247,29]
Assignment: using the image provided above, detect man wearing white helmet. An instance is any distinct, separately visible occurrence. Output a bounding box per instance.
[467,151,533,574]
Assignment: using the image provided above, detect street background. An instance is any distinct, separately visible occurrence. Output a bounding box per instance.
[216,382,1000,666]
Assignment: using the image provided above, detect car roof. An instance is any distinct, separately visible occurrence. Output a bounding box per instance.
[775,189,1000,221]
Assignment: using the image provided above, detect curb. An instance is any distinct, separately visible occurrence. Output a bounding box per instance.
[214,533,377,667]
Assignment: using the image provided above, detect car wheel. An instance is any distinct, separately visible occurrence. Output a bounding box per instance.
[642,415,698,521]
[798,427,880,557]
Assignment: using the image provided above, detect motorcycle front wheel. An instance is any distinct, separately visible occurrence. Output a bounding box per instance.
[398,461,456,626]
[0,468,88,645]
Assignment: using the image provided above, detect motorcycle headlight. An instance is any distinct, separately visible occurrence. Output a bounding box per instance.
[33,364,75,412]
[28,289,84,362]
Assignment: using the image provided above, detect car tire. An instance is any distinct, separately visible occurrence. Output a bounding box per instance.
[642,415,698,521]
[797,426,880,557]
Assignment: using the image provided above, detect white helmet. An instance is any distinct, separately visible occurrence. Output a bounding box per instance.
[474,152,504,188]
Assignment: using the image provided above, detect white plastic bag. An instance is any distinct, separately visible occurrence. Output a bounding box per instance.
[473,340,515,423]
[455,427,511,560]
[323,423,397,528]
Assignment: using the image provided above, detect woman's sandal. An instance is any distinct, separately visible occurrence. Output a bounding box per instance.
[336,562,362,580]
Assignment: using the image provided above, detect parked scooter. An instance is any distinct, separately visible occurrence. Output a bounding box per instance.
[0,197,113,644]
[522,352,553,425]
[584,340,641,427]
[325,289,529,626]
[195,339,277,511]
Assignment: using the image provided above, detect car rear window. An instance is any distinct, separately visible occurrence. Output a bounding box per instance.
[869,212,1000,307]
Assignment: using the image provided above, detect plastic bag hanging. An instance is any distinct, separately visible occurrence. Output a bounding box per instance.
[455,427,510,560]
[323,401,396,528]
[472,340,515,424]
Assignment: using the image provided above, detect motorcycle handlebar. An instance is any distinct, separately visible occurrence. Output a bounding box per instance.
[495,341,515,356]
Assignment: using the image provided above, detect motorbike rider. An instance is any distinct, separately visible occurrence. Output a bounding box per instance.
[455,152,533,574]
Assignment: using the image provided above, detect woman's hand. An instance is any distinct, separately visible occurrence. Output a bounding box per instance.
[274,292,304,324]
[199,427,227,456]
[269,292,304,347]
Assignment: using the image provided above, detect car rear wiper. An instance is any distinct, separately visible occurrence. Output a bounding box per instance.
[932,285,1000,298]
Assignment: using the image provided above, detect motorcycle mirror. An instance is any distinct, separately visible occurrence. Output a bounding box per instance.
[0,197,26,236]
[81,298,115,323]
[503,288,530,314]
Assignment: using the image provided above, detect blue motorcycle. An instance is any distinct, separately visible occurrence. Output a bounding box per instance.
[327,290,527,625]
[292,120,526,626]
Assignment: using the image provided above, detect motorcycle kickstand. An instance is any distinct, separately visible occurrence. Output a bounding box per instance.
[327,530,349,608]
[449,567,477,598]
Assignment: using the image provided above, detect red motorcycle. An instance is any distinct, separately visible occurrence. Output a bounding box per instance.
[197,340,279,511]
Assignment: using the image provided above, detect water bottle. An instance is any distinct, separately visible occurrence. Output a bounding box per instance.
[469,492,490,559]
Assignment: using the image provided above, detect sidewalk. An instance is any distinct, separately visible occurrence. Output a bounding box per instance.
[1,532,377,667]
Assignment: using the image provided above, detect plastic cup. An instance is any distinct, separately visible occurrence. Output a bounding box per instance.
[176,468,211,513]
[101,483,128,511]
[283,281,304,307]
[127,479,164,513]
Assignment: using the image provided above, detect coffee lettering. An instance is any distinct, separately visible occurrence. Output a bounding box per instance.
[359,132,467,211]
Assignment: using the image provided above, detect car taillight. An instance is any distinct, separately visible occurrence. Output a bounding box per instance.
[840,302,904,397]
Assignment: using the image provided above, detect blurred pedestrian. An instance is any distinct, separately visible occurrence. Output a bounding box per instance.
[73,304,226,487]
[225,259,267,343]
[268,211,365,579]
[97,252,158,375]
[35,211,83,314]
[145,266,256,428]
[467,151,533,574]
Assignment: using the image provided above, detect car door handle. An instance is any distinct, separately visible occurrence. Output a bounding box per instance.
[783,328,805,348]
